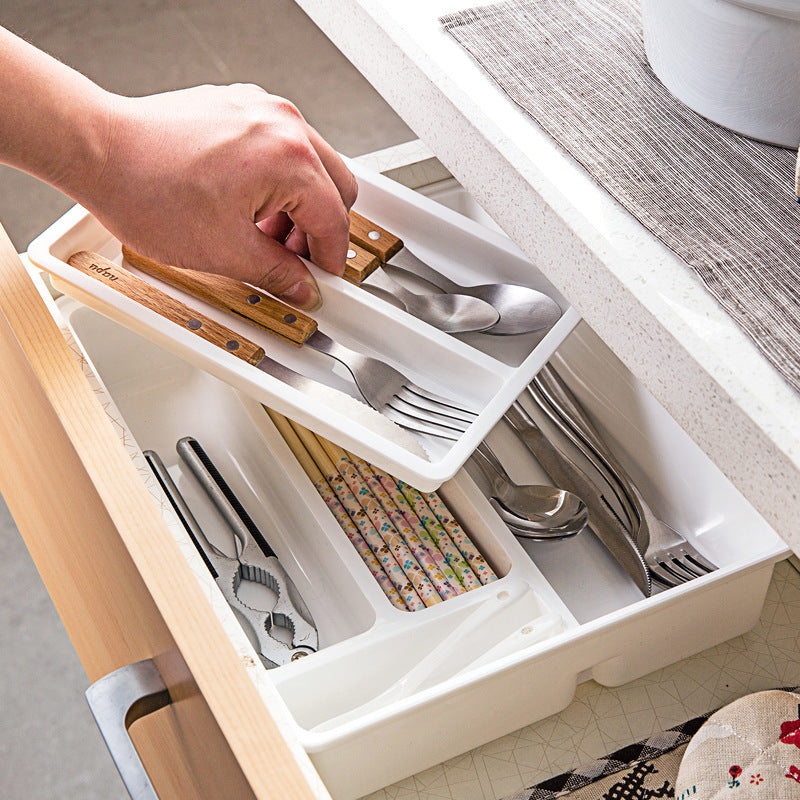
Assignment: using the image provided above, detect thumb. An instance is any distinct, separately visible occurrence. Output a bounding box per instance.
[234,226,322,311]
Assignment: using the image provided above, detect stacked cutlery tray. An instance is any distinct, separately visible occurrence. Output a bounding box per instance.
[29,178,788,800]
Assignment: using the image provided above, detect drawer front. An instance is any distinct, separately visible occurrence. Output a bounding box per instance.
[0,226,327,800]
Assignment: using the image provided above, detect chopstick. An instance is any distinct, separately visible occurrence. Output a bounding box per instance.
[265,408,414,611]
[265,408,497,610]
[306,432,442,608]
[389,478,484,591]
[345,451,465,596]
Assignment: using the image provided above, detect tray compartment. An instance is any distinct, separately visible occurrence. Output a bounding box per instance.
[27,157,580,489]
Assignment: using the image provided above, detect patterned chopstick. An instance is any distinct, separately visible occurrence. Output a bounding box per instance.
[347,453,465,597]
[394,479,483,591]
[265,408,415,611]
[344,451,461,601]
[288,420,435,609]
[312,436,443,608]
[422,489,498,585]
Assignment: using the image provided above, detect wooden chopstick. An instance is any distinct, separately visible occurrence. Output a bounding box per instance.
[265,408,410,611]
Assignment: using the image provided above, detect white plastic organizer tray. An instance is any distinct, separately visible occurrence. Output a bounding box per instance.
[51,286,788,800]
[26,158,579,490]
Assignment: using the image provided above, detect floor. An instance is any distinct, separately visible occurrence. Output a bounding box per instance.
[0,2,411,797]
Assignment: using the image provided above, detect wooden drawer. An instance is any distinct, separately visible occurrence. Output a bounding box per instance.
[0,232,328,798]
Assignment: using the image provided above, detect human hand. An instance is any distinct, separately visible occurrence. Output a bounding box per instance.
[83,84,357,310]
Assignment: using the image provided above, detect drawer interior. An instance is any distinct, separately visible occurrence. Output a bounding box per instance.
[56,293,787,797]
[43,176,789,797]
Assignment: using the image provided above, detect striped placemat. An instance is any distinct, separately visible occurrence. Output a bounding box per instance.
[441,0,800,393]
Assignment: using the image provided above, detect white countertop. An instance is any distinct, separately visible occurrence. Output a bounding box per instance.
[296,0,800,552]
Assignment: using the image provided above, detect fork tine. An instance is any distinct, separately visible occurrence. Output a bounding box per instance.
[649,566,682,588]
[402,384,478,419]
[389,397,469,430]
[393,389,473,429]
[671,558,705,579]
[661,559,697,582]
[382,406,462,440]
[683,550,718,573]
[657,560,694,584]
[648,562,684,587]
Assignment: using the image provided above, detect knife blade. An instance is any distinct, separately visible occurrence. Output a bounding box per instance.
[504,401,652,596]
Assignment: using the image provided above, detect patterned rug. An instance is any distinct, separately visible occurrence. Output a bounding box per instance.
[500,714,707,799]
[502,687,800,798]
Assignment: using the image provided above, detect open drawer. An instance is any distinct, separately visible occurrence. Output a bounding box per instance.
[0,160,790,800]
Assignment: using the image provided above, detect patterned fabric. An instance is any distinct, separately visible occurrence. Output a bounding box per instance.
[503,689,800,800]
[441,0,800,395]
[675,689,800,797]
[501,716,707,799]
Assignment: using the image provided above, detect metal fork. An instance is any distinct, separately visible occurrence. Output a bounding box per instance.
[531,365,718,587]
[307,329,479,437]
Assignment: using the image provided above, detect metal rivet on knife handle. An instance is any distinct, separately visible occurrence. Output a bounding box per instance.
[120,245,317,346]
[67,251,267,367]
[348,210,403,262]
[343,241,380,284]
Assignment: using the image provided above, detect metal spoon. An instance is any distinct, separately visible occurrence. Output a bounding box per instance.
[361,264,500,333]
[471,442,589,538]
[491,498,584,541]
[386,248,562,336]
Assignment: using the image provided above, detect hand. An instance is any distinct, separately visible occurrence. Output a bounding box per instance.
[85,84,357,310]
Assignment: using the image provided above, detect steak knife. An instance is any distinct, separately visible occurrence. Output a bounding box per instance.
[504,401,652,596]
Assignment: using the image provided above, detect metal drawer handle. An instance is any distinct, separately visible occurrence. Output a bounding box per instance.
[85,658,171,800]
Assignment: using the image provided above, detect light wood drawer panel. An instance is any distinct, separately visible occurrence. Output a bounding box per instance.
[0,226,327,799]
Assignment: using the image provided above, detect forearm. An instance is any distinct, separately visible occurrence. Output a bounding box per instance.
[0,27,113,201]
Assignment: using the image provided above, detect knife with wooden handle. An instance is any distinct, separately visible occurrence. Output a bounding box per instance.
[66,251,356,406]
[120,246,316,346]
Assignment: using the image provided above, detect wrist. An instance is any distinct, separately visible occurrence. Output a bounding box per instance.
[53,87,122,206]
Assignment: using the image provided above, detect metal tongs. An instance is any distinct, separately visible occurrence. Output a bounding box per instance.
[145,440,318,666]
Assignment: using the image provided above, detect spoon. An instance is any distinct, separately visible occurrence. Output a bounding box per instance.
[471,442,589,538]
[386,248,563,336]
[362,263,500,333]
[491,498,584,540]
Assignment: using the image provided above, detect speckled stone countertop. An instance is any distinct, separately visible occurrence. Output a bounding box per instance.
[296,0,800,556]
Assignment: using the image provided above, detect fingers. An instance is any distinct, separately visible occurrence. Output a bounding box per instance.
[226,224,322,311]
[304,124,358,210]
[259,144,351,277]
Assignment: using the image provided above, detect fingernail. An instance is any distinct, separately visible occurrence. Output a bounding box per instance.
[281,280,322,311]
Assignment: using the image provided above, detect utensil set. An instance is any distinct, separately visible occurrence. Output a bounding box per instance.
[145,442,318,668]
[266,409,497,612]
[348,211,562,336]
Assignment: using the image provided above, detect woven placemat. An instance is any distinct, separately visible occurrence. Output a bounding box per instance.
[441,0,800,394]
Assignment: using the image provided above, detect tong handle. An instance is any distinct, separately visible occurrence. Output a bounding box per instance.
[349,210,403,262]
[67,251,267,365]
[120,246,317,346]
[344,241,380,283]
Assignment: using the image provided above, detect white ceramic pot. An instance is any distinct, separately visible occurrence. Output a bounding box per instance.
[642,0,800,147]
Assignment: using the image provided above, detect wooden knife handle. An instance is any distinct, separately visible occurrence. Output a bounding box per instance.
[120,246,317,346]
[348,211,403,262]
[344,242,380,283]
[67,251,266,366]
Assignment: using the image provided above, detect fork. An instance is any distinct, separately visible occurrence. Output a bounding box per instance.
[530,365,718,587]
[120,246,479,437]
